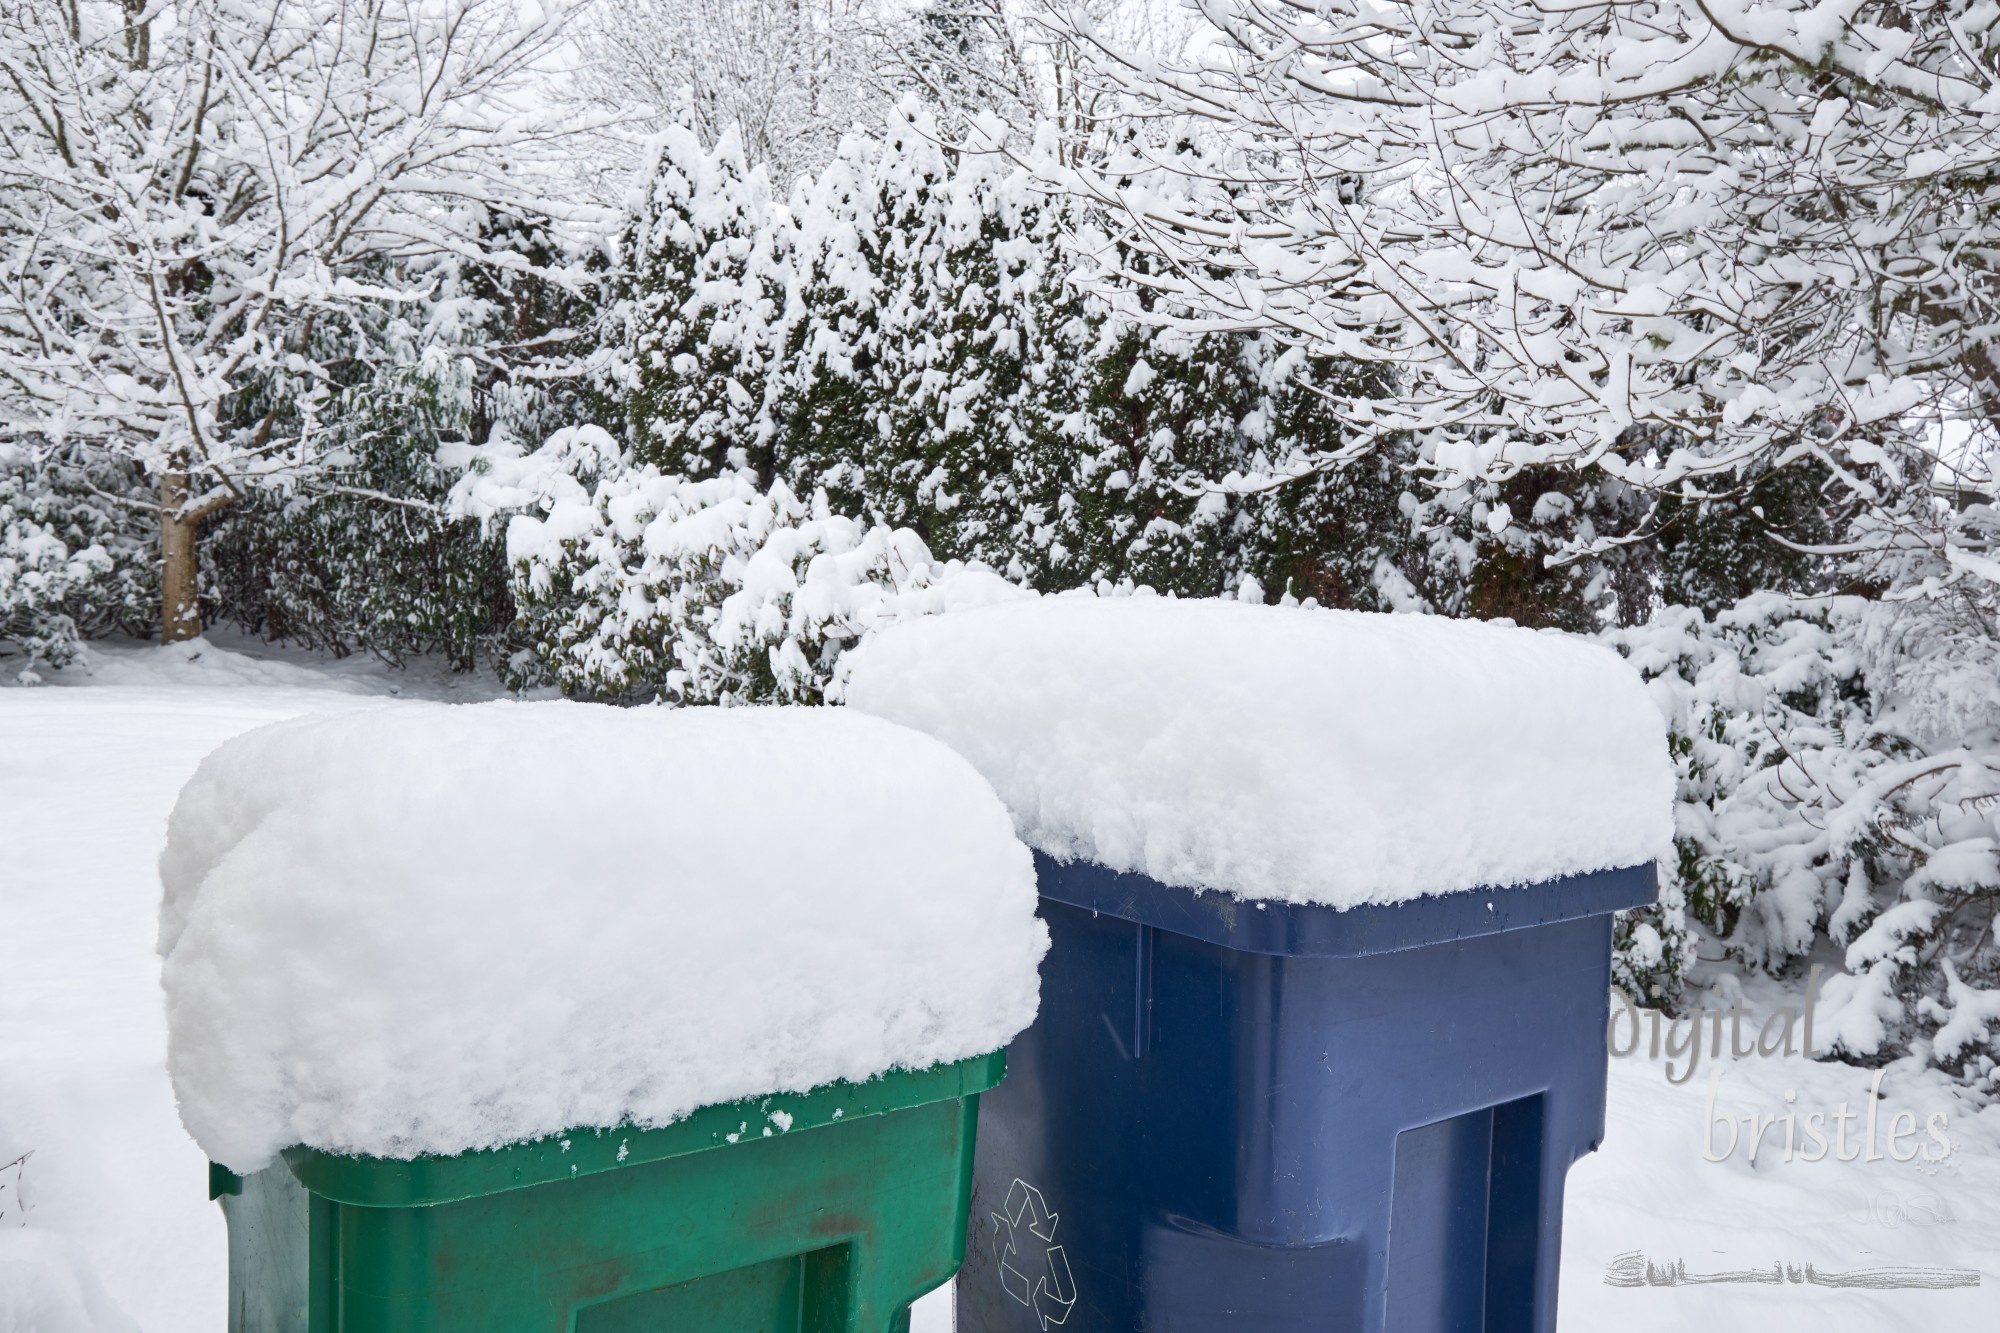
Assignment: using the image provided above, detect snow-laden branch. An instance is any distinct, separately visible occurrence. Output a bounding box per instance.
[0,0,587,491]
[0,0,598,635]
[1023,0,2000,527]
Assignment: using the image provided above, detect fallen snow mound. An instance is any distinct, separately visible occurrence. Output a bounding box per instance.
[842,596,1674,907]
[159,703,1045,1172]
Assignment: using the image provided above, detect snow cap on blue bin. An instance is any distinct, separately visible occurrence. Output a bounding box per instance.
[842,595,1675,908]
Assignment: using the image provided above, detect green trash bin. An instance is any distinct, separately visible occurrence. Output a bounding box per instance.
[211,1051,1003,1333]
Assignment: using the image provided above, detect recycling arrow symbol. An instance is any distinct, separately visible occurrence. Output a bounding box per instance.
[991,1178,1077,1328]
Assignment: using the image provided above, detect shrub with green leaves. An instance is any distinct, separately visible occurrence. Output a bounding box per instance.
[452,425,1023,703]
[1,446,156,680]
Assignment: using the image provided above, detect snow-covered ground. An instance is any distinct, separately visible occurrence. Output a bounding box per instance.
[3,638,1997,1331]
[2,639,501,1333]
[1567,1004,2000,1329]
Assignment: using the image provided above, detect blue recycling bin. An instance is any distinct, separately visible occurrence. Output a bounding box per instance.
[956,853,1655,1333]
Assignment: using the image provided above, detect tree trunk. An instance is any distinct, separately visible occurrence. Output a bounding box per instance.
[160,469,201,643]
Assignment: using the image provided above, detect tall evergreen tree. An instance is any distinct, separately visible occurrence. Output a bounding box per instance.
[773,136,885,516]
[624,127,791,481]
[866,109,1047,569]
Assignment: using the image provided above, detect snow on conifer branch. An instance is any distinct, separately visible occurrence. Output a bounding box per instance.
[450,424,1028,702]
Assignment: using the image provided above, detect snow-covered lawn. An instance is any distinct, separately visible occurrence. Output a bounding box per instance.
[3,643,490,1332]
[1566,1019,2000,1329]
[4,641,1997,1331]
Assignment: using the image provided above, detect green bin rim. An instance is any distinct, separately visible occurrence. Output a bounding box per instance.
[244,1049,1003,1209]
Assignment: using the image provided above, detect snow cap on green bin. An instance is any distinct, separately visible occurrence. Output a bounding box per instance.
[841,595,1675,908]
[158,703,1046,1173]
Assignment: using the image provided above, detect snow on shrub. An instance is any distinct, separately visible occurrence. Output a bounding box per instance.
[158,702,1047,1171]
[1,449,155,682]
[0,491,111,681]
[451,425,1027,702]
[843,595,1676,908]
[1607,592,2000,1083]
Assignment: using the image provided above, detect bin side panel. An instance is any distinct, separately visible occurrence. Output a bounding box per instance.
[1248,914,1613,1241]
[964,892,1621,1333]
[1254,914,1614,1333]
[304,1096,976,1333]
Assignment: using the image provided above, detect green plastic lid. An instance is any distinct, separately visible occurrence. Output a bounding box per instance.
[251,1050,1004,1208]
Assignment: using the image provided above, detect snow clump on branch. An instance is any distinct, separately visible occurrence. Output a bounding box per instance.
[449,425,1028,702]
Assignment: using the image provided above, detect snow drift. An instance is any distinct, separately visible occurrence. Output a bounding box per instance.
[842,596,1674,907]
[158,702,1045,1172]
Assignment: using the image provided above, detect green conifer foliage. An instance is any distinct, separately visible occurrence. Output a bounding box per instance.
[1236,343,1645,628]
[624,127,788,481]
[773,137,885,517]
[867,110,1031,566]
[1003,262,1094,589]
[1,446,157,678]
[206,207,606,669]
[206,364,518,669]
[1654,457,1839,615]
[1237,349,1419,608]
[1052,317,1257,596]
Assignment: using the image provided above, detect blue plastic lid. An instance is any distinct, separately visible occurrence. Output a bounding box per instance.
[1034,853,1656,958]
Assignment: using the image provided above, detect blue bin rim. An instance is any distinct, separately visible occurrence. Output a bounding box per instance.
[1034,852,1657,958]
